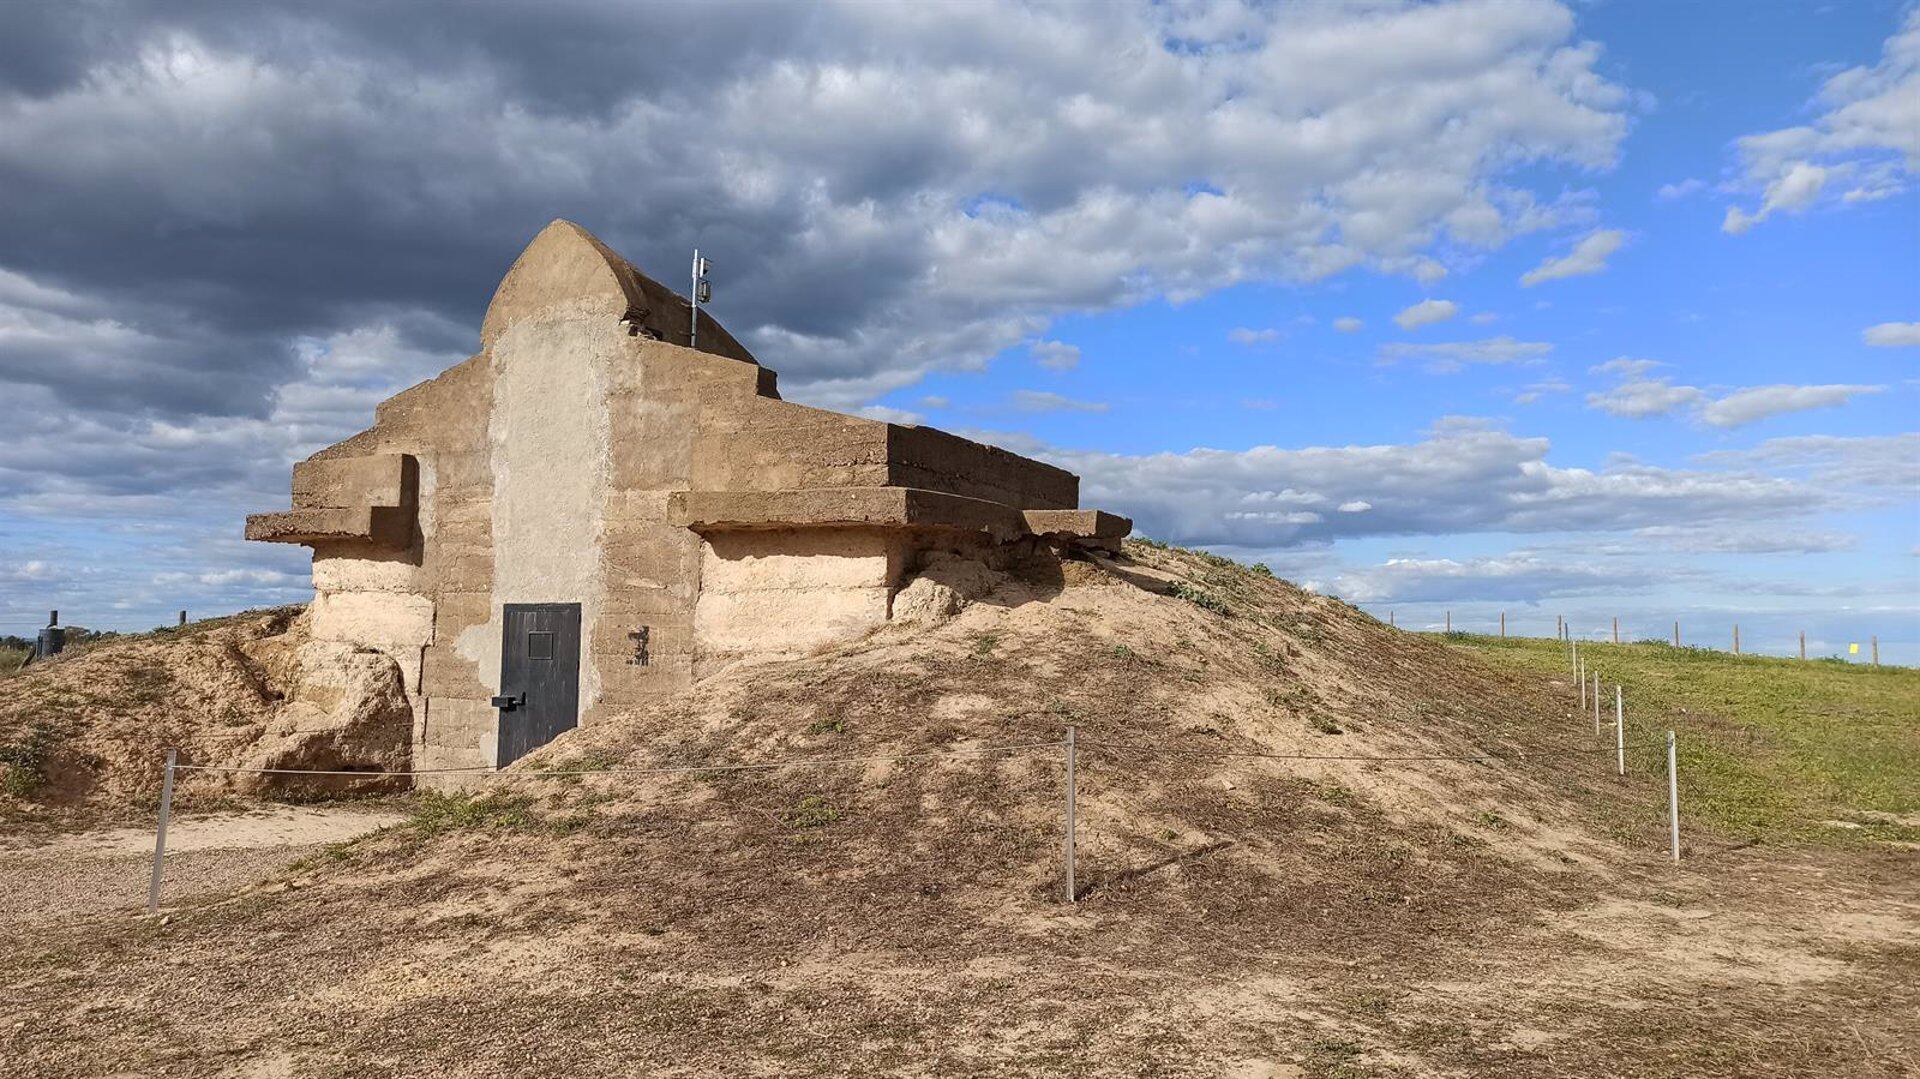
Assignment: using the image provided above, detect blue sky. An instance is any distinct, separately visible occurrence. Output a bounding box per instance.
[0,1,1914,660]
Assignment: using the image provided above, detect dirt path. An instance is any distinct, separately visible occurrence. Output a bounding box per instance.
[0,806,406,930]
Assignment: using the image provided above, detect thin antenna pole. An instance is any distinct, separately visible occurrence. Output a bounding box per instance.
[689,248,701,349]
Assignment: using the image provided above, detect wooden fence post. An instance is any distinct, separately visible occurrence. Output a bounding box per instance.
[1063,726,1077,903]
[1733,624,1740,656]
[148,749,178,913]
[1667,731,1681,862]
[1799,630,1806,660]
[1500,612,1506,639]
[1612,616,1619,644]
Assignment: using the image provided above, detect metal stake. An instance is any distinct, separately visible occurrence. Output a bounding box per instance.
[1615,685,1625,776]
[1063,726,1077,904]
[1592,671,1601,737]
[1667,731,1680,862]
[148,749,177,913]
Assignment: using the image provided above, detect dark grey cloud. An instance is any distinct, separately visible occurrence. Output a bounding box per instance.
[0,0,1678,631]
[0,0,1629,434]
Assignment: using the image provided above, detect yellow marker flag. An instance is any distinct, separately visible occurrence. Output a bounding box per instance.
[1848,643,1860,655]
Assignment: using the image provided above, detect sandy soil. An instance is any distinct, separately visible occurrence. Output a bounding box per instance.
[0,805,405,929]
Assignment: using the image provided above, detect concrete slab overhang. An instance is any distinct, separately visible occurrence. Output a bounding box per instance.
[246,452,417,548]
[244,505,414,546]
[668,487,1132,551]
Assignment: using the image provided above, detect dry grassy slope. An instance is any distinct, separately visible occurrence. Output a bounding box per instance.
[531,541,1652,879]
[6,545,1915,1078]
[0,608,305,830]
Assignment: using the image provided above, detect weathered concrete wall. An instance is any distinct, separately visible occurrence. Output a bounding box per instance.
[250,218,1129,777]
[694,528,908,666]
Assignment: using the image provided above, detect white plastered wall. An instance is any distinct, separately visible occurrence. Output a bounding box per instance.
[453,310,613,722]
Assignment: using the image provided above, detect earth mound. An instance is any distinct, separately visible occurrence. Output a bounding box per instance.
[5,543,1913,1077]
[0,607,410,830]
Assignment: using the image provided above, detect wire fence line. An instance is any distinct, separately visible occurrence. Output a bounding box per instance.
[173,741,1064,780]
[166,735,1641,781]
[144,672,1681,912]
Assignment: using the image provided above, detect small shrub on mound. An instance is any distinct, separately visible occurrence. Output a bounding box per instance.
[1168,582,1229,615]
[785,794,841,829]
[409,790,539,836]
[0,722,59,796]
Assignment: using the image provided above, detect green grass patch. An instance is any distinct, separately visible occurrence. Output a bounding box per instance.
[1167,582,1229,615]
[0,722,60,797]
[785,794,841,829]
[0,647,27,677]
[407,790,543,836]
[1445,633,1920,845]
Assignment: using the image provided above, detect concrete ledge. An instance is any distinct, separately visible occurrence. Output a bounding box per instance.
[293,453,416,510]
[668,487,1029,541]
[1023,509,1133,552]
[245,505,412,546]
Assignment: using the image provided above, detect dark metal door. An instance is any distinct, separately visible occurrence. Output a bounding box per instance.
[496,603,581,766]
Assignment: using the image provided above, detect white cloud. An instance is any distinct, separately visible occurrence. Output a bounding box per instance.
[1699,433,1920,488]
[1863,321,1920,347]
[1329,553,1622,603]
[1725,11,1919,231]
[1468,312,1499,325]
[1589,357,1662,378]
[1040,417,1833,549]
[1656,178,1707,200]
[1519,228,1626,286]
[1628,526,1857,555]
[1337,500,1372,513]
[1009,390,1109,414]
[1584,366,1882,427]
[1392,299,1460,330]
[1332,316,1364,333]
[1228,327,1283,346]
[1379,336,1552,373]
[1722,162,1828,234]
[1586,379,1705,418]
[1029,340,1082,371]
[1511,377,1570,405]
[918,395,950,409]
[1698,384,1883,428]
[856,405,924,425]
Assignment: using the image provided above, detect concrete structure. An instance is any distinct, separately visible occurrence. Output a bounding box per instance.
[249,220,1129,770]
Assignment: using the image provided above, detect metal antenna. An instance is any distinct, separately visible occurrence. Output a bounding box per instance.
[690,250,712,348]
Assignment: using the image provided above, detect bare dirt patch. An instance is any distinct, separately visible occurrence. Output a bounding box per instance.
[0,805,404,930]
